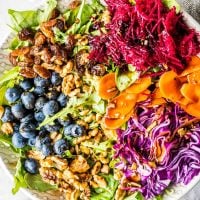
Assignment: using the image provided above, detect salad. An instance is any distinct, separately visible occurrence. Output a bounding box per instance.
[0,0,200,199]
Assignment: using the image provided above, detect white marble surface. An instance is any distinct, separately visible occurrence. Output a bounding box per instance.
[0,0,200,200]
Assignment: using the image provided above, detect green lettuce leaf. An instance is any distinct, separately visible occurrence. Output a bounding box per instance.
[8,0,57,32]
[24,174,57,192]
[162,0,181,13]
[116,65,139,91]
[12,159,28,194]
[124,192,144,200]
[9,37,30,50]
[0,66,20,85]
[82,140,114,154]
[91,174,119,200]
[37,0,57,23]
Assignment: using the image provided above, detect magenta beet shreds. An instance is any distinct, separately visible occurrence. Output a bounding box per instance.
[89,0,200,74]
[114,102,200,198]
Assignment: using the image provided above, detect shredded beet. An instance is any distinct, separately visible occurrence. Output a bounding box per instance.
[89,0,200,74]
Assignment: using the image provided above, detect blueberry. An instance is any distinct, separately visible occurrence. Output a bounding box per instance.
[44,123,61,132]
[13,123,20,132]
[24,158,38,174]
[51,72,62,86]
[35,136,51,150]
[42,100,59,116]
[12,133,27,148]
[41,143,53,156]
[5,87,22,103]
[21,113,34,123]
[34,76,50,88]
[19,122,37,139]
[38,129,48,137]
[1,107,15,122]
[34,87,46,96]
[35,97,47,111]
[34,111,45,122]
[64,124,84,137]
[46,90,59,100]
[11,103,27,119]
[28,137,36,147]
[57,118,72,127]
[53,139,69,155]
[57,93,68,107]
[19,79,33,91]
[21,92,35,110]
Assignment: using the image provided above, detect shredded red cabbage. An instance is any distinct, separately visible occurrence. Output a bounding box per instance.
[89,0,200,74]
[114,102,200,198]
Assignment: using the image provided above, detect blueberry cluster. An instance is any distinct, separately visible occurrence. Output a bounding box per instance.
[1,74,85,173]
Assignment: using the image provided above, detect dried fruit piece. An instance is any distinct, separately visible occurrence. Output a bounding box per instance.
[33,65,51,79]
[159,70,183,102]
[106,92,137,118]
[98,73,119,100]
[187,71,200,84]
[125,77,151,94]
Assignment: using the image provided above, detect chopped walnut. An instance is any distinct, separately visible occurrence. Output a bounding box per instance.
[27,150,45,160]
[69,155,90,173]
[1,122,13,134]
[60,60,74,77]
[101,165,110,174]
[34,32,46,46]
[114,187,126,200]
[91,162,101,175]
[93,175,107,188]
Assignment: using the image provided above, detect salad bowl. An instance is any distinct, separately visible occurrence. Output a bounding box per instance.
[0,0,200,199]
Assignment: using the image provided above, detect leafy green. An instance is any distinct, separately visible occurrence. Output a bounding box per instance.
[153,195,163,200]
[53,27,67,44]
[67,0,94,34]
[93,100,106,115]
[8,9,38,32]
[0,66,22,106]
[90,0,104,13]
[12,159,28,194]
[82,140,114,154]
[39,95,87,128]
[91,174,119,200]
[116,65,139,91]
[124,192,144,200]
[0,133,13,146]
[24,174,57,192]
[9,37,30,50]
[64,150,76,158]
[162,0,181,13]
[37,0,57,23]
[8,0,57,32]
[0,66,20,85]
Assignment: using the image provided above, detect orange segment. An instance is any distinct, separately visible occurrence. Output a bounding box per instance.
[125,77,151,94]
[98,73,119,100]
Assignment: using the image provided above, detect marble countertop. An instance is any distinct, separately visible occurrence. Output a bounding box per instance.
[0,0,200,200]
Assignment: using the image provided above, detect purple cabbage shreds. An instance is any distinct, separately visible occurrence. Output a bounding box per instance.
[114,103,200,198]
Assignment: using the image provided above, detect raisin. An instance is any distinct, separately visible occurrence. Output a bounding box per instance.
[50,8,60,19]
[91,64,106,76]
[18,28,33,41]
[55,19,65,32]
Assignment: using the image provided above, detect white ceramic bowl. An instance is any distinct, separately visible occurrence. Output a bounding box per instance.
[0,1,200,199]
